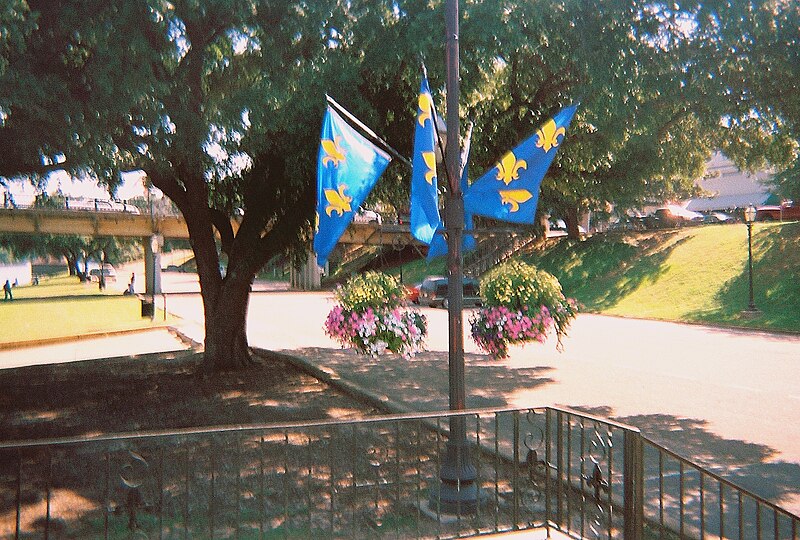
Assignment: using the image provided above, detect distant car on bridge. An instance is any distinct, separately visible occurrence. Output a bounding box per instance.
[353,207,382,224]
[65,197,140,214]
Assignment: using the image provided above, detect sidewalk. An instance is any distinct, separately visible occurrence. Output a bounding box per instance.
[0,327,194,370]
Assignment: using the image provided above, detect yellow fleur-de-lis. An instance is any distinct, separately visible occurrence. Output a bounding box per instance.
[495,151,527,185]
[321,136,345,167]
[499,189,533,212]
[418,92,433,127]
[324,185,352,217]
[422,152,437,184]
[535,119,566,153]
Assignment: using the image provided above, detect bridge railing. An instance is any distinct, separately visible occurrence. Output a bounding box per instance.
[1,406,797,539]
[2,194,147,215]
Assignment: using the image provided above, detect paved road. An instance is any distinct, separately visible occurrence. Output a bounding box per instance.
[166,291,800,515]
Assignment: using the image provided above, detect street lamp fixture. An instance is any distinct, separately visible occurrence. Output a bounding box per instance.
[743,205,758,313]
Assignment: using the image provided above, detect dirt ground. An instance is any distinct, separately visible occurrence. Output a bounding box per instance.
[0,350,379,442]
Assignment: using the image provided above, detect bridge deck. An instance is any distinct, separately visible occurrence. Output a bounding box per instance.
[0,207,419,245]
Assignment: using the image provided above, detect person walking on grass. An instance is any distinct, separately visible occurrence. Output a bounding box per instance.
[3,279,12,301]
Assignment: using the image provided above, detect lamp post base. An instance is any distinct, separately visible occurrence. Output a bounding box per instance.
[429,439,481,514]
[741,306,760,318]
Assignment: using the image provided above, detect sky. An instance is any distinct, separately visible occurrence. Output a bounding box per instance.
[4,169,161,206]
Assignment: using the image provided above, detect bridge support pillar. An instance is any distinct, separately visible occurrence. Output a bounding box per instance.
[290,251,323,290]
[144,235,163,295]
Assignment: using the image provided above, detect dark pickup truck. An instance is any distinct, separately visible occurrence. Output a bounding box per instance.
[756,204,800,221]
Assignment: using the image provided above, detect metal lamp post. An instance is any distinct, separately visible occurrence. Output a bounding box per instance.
[428,0,480,514]
[743,205,758,313]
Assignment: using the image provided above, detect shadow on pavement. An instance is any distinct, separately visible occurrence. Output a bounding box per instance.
[291,346,556,412]
[285,349,800,514]
[568,406,800,511]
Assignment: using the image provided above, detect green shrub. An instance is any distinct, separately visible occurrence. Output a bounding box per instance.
[334,271,405,311]
[481,259,568,311]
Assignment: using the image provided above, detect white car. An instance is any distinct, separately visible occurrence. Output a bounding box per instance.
[89,264,117,282]
[66,198,140,214]
[353,208,382,224]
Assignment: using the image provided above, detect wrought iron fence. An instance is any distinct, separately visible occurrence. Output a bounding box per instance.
[1,406,798,539]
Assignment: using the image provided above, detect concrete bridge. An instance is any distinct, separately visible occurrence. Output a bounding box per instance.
[0,206,420,290]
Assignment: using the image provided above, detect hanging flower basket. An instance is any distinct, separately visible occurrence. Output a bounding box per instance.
[325,271,427,359]
[470,260,578,359]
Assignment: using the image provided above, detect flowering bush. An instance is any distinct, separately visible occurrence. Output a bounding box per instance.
[325,271,427,358]
[470,260,578,359]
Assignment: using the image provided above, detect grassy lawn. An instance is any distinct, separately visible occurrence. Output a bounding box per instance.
[1,274,171,344]
[528,221,800,332]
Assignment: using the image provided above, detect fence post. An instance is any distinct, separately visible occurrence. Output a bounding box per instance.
[556,410,564,527]
[624,429,644,539]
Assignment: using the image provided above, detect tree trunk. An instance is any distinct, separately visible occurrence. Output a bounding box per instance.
[565,205,582,240]
[64,253,77,276]
[79,253,90,282]
[202,274,255,371]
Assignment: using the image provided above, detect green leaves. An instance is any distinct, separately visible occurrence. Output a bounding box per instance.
[334,270,405,312]
[480,259,567,313]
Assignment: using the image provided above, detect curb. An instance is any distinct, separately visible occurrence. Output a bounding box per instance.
[585,311,800,338]
[254,348,415,417]
[0,325,200,352]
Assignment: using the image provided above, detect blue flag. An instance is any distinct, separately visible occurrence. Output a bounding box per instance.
[313,107,391,266]
[427,136,476,261]
[410,75,441,244]
[464,104,578,224]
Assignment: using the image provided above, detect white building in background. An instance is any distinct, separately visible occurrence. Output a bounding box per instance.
[685,152,775,212]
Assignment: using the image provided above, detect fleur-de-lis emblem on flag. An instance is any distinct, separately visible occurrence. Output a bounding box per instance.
[535,119,566,153]
[321,136,345,167]
[464,103,577,225]
[499,190,533,212]
[422,152,437,184]
[495,151,527,185]
[418,92,433,127]
[324,185,352,217]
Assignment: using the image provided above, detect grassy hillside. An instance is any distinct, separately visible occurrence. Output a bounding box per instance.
[526,222,800,332]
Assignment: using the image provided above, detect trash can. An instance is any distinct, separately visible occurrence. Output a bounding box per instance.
[140,299,155,318]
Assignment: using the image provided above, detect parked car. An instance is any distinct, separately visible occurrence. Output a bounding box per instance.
[417,276,482,308]
[703,211,735,224]
[756,203,800,222]
[392,206,411,225]
[547,219,587,237]
[89,264,117,282]
[647,206,704,228]
[404,282,421,304]
[353,207,382,224]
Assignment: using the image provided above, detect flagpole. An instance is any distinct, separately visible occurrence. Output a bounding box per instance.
[325,94,413,169]
[433,0,480,513]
